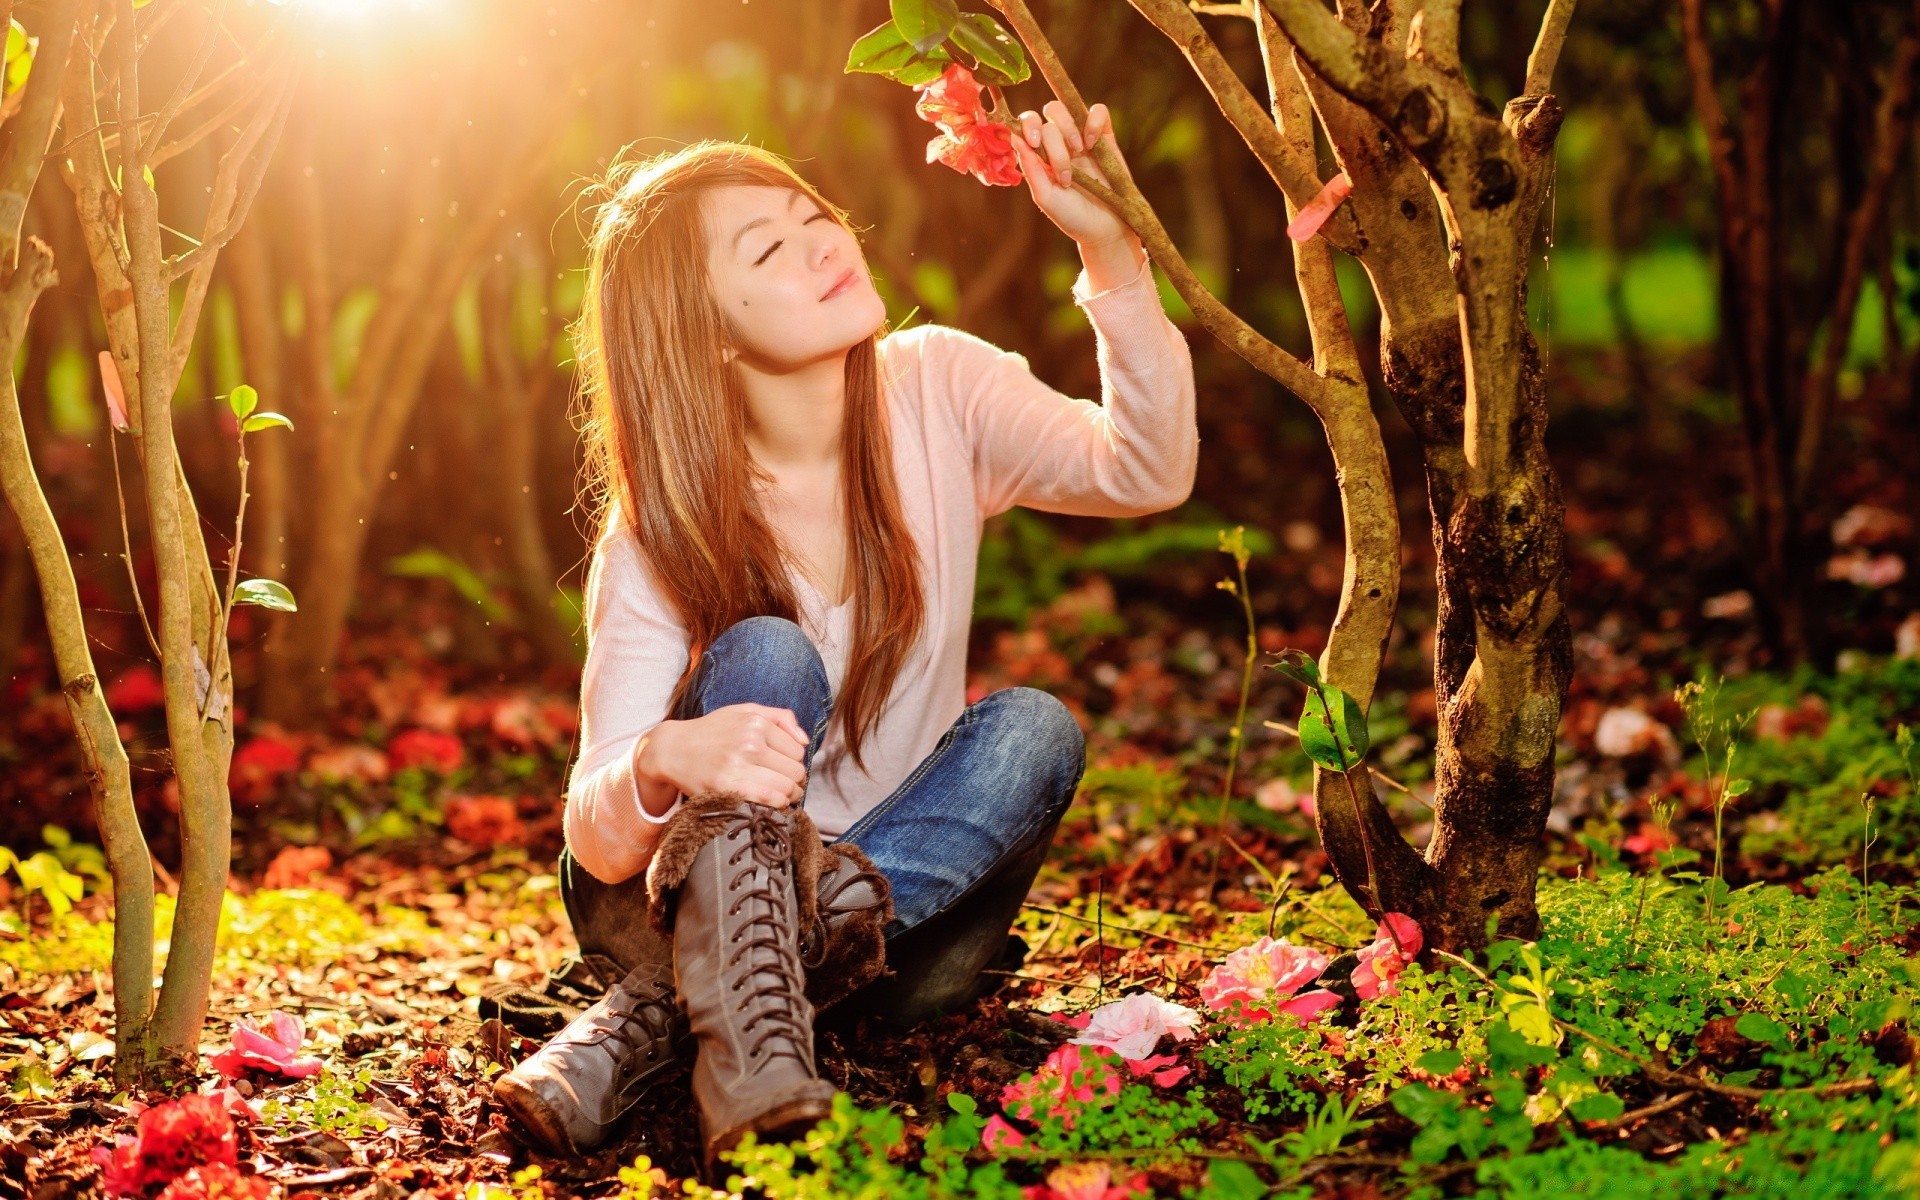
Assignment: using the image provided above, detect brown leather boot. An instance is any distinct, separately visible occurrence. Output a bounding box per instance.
[645,794,836,1168]
[799,840,894,1012]
[492,821,892,1156]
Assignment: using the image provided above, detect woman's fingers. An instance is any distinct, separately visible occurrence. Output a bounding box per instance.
[1086,102,1111,149]
[1039,118,1075,187]
[749,744,807,786]
[1043,100,1084,154]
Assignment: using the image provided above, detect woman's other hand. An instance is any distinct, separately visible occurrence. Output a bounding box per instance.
[1011,100,1132,249]
[635,703,810,810]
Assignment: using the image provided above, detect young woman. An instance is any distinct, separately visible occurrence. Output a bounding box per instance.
[494,100,1198,1167]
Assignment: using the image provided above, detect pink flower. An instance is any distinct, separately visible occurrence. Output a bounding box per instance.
[386,728,464,774]
[1022,1162,1149,1200]
[1069,993,1200,1061]
[1275,988,1343,1027]
[1199,936,1328,1022]
[981,1112,1027,1151]
[1120,1052,1189,1087]
[913,63,1022,187]
[94,1093,239,1197]
[1351,912,1423,1000]
[1000,1045,1122,1127]
[208,1012,323,1080]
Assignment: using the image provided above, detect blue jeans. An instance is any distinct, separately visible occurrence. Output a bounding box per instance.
[559,616,1086,1023]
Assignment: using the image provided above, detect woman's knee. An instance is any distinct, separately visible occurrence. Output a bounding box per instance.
[708,615,818,668]
[691,615,832,732]
[977,687,1085,808]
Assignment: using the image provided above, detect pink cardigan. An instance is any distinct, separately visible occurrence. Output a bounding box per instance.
[564,254,1198,884]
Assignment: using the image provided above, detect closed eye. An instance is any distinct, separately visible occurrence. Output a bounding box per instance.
[753,210,831,266]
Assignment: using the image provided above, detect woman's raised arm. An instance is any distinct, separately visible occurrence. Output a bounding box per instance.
[931,249,1199,521]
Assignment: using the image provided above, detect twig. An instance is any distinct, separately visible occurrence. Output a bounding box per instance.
[1591,1090,1696,1132]
[107,432,161,662]
[978,969,1102,992]
[1020,903,1222,953]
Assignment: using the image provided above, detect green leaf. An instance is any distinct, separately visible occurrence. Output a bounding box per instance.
[1724,777,1752,797]
[890,0,959,54]
[1298,683,1370,771]
[1269,648,1321,689]
[1416,1049,1463,1077]
[1485,1019,1556,1072]
[1389,1082,1459,1128]
[242,411,294,433]
[1200,1160,1268,1200]
[1567,1091,1625,1123]
[846,20,916,74]
[945,1091,976,1114]
[1734,1012,1788,1046]
[387,547,509,621]
[888,45,953,86]
[234,578,298,612]
[227,383,258,420]
[949,12,1028,86]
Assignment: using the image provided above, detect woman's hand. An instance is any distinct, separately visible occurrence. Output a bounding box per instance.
[1011,100,1134,250]
[635,703,810,810]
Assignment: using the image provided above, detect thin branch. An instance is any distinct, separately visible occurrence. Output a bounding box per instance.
[1791,0,1920,499]
[1127,0,1363,255]
[135,0,228,162]
[1678,0,1742,228]
[0,0,86,273]
[1522,0,1578,97]
[108,433,161,662]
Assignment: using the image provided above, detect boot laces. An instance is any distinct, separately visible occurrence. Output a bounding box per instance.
[717,806,814,1065]
[801,852,889,968]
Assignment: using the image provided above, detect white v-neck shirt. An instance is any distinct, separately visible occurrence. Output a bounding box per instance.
[563,255,1197,884]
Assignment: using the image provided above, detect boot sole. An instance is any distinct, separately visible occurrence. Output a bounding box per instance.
[493,1073,593,1157]
[704,1093,835,1172]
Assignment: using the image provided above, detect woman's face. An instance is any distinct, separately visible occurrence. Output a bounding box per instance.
[703,183,885,371]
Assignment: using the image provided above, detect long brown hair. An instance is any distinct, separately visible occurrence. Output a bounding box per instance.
[573,141,924,771]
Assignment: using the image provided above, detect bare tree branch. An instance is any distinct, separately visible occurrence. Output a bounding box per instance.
[1127,0,1363,255]
[1523,0,1579,96]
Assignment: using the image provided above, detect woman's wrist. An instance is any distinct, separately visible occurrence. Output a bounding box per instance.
[1077,233,1148,295]
[633,723,683,819]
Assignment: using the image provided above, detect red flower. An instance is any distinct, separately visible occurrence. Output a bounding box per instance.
[156,1164,273,1200]
[386,728,464,774]
[913,63,1022,187]
[230,735,301,804]
[94,1093,239,1197]
[444,795,526,847]
[209,1012,323,1080]
[106,665,166,713]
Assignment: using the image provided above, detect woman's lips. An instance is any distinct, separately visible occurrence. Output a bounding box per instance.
[821,268,856,300]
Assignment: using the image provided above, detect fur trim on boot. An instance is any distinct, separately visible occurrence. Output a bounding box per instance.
[644,792,828,939]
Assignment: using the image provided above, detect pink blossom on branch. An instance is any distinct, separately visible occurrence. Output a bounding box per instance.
[208,1011,324,1079]
[913,63,1022,187]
